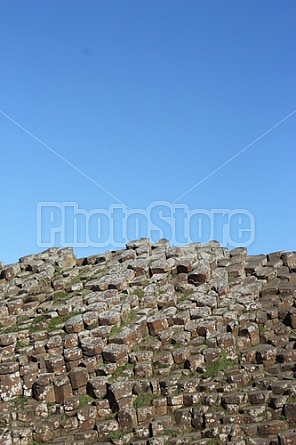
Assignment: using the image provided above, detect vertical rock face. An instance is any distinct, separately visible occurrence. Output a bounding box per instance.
[0,362,23,401]
[0,242,296,444]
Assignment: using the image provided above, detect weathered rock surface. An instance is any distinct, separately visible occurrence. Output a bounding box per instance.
[0,242,296,444]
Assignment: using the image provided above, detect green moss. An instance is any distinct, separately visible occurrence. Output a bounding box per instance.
[12,396,25,406]
[142,334,154,342]
[0,420,7,430]
[54,265,63,274]
[86,323,98,331]
[204,351,236,378]
[53,291,68,300]
[78,394,95,407]
[207,438,222,445]
[47,312,79,331]
[109,324,122,336]
[28,311,79,333]
[129,309,137,321]
[0,324,19,334]
[69,276,81,285]
[178,289,194,302]
[131,288,145,299]
[164,429,178,437]
[133,392,155,409]
[28,315,47,333]
[69,267,88,285]
[107,430,125,440]
[108,363,133,381]
[110,309,137,336]
[105,413,116,420]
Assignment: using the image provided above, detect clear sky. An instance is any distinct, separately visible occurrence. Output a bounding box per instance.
[1,0,295,265]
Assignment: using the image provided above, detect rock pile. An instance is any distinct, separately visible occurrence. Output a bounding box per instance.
[0,239,296,445]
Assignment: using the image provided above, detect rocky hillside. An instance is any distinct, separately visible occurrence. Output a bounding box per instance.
[0,239,296,445]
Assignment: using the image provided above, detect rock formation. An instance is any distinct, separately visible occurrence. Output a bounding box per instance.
[0,239,296,444]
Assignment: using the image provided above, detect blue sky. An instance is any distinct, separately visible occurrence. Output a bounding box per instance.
[1,0,295,264]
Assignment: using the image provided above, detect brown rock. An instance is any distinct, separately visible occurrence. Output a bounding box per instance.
[64,395,80,412]
[0,332,17,346]
[227,262,246,278]
[128,258,150,276]
[255,345,277,366]
[119,249,137,262]
[68,367,89,390]
[64,347,83,362]
[271,380,291,394]
[32,374,55,403]
[82,309,99,327]
[204,410,224,428]
[150,259,174,275]
[147,314,169,335]
[0,362,19,374]
[172,347,190,364]
[98,310,121,326]
[284,403,296,423]
[21,362,39,393]
[239,322,260,346]
[177,258,193,274]
[77,404,97,430]
[257,420,287,436]
[175,407,192,430]
[46,334,63,350]
[80,336,103,356]
[167,393,184,407]
[248,391,271,405]
[255,266,277,280]
[74,430,98,443]
[189,262,211,284]
[60,414,79,430]
[87,376,107,398]
[53,375,72,403]
[117,407,137,432]
[195,319,216,337]
[222,392,248,406]
[153,397,168,416]
[279,429,296,445]
[56,247,77,268]
[192,406,205,428]
[44,355,66,374]
[109,327,133,347]
[33,420,54,443]
[185,354,204,372]
[134,362,153,378]
[0,371,23,401]
[95,419,119,440]
[108,381,134,410]
[1,263,20,280]
[64,315,84,333]
[282,252,296,269]
[137,406,155,424]
[103,343,128,364]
